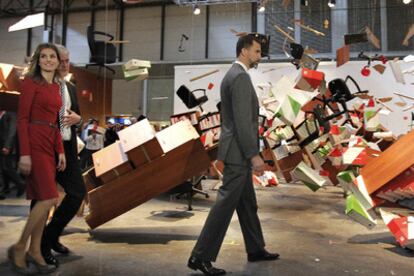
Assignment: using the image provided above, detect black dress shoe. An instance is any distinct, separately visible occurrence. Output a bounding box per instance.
[188,256,226,275]
[42,249,59,267]
[247,250,280,262]
[51,242,70,255]
[0,193,5,200]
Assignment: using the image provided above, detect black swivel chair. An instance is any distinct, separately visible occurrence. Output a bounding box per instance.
[176,85,208,112]
[86,25,117,74]
[172,85,210,208]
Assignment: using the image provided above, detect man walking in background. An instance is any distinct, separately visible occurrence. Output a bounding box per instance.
[188,34,279,275]
[40,45,86,266]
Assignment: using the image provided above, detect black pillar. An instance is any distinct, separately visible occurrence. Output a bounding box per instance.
[26,0,34,57]
[119,4,125,61]
[61,0,69,46]
[251,2,257,33]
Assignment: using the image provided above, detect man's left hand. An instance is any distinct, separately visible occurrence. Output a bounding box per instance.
[63,109,81,127]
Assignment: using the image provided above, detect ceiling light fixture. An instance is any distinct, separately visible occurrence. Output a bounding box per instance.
[403,0,412,4]
[328,0,336,8]
[258,5,265,12]
[8,12,45,32]
[193,4,200,15]
[301,0,309,6]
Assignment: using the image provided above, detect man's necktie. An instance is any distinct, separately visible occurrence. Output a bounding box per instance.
[59,81,65,134]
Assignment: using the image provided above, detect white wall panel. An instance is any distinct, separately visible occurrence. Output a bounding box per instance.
[164,5,206,61]
[112,79,143,116]
[65,12,90,63]
[208,3,251,60]
[31,27,46,52]
[124,7,161,61]
[95,9,118,39]
[0,18,28,65]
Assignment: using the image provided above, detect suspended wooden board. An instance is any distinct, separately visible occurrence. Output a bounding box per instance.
[85,139,210,229]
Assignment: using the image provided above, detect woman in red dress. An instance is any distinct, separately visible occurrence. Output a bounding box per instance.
[8,43,66,274]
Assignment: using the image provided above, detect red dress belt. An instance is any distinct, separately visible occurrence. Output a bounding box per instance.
[30,120,58,129]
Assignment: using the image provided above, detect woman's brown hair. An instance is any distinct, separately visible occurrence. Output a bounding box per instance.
[24,43,61,84]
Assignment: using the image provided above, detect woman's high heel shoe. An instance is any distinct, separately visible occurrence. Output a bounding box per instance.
[7,245,33,275]
[26,253,56,274]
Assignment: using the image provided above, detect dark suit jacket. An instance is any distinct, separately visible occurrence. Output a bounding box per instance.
[65,81,81,156]
[217,63,259,167]
[0,111,18,154]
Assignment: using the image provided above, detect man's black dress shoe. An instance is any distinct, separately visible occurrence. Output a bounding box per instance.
[51,242,70,255]
[188,256,226,275]
[247,250,280,262]
[42,249,59,267]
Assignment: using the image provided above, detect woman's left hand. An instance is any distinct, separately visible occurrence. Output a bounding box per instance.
[57,153,66,172]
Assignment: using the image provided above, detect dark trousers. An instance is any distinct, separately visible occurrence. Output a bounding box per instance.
[80,148,98,171]
[32,141,86,247]
[191,164,265,262]
[0,153,24,191]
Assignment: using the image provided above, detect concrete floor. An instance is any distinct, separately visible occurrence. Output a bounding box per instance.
[0,180,413,276]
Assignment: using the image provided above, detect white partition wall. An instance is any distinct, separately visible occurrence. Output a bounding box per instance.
[164,5,206,62]
[175,61,414,136]
[0,18,28,65]
[208,3,251,60]
[31,26,46,52]
[95,9,118,43]
[112,79,143,116]
[66,12,90,64]
[124,6,162,62]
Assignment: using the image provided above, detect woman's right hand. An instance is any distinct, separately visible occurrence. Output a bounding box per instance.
[18,155,32,176]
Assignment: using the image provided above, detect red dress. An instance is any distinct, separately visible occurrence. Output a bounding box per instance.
[17,78,64,200]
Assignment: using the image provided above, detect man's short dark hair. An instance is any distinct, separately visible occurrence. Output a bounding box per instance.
[236,34,259,57]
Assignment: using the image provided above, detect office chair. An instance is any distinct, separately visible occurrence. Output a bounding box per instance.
[176,85,208,112]
[174,85,211,204]
[250,33,270,58]
[312,75,368,133]
[86,25,116,74]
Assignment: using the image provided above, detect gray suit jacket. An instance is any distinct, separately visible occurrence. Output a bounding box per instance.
[217,63,259,167]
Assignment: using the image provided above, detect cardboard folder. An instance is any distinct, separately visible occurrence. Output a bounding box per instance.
[295,68,325,92]
[346,194,377,229]
[292,161,327,192]
[380,209,414,249]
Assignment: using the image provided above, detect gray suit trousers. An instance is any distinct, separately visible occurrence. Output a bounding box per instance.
[191,164,265,262]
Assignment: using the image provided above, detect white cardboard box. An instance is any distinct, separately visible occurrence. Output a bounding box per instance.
[118,118,156,152]
[155,119,199,153]
[92,141,129,177]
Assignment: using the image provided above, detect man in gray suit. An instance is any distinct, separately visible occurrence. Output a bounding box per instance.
[188,34,279,275]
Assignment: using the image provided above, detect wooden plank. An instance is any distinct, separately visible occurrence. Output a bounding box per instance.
[360,130,414,194]
[85,139,210,229]
[126,138,164,167]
